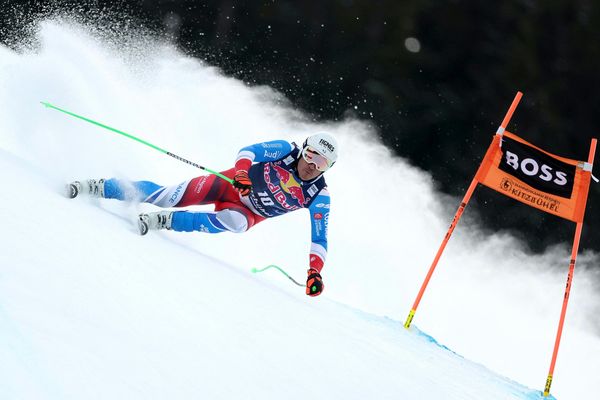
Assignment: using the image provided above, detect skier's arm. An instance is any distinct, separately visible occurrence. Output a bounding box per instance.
[307,189,330,273]
[234,140,294,172]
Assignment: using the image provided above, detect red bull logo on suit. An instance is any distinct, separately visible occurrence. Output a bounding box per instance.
[272,163,307,206]
[263,163,302,210]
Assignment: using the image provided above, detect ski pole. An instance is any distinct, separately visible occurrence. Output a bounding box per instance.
[252,265,304,287]
[40,101,233,184]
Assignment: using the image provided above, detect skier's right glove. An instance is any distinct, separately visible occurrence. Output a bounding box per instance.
[233,170,252,196]
[306,269,324,297]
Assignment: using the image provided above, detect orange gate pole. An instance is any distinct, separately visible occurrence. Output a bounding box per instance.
[403,179,476,329]
[544,138,597,397]
[404,92,523,328]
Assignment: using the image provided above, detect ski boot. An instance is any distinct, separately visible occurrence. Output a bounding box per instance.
[67,179,105,199]
[138,211,173,235]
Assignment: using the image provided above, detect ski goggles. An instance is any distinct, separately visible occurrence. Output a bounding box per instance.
[301,146,334,172]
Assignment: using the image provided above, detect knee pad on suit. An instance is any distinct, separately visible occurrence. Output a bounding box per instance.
[216,209,248,233]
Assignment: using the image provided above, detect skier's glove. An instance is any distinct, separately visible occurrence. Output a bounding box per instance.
[306,269,324,297]
[233,170,252,196]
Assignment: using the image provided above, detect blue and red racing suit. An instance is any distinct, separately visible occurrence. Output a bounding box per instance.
[102,140,330,272]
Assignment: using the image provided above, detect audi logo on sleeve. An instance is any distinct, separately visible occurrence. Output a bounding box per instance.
[499,136,575,198]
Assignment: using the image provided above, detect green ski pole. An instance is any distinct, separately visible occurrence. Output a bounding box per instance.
[252,265,304,287]
[41,101,233,184]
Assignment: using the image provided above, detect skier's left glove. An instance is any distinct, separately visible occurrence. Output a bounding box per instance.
[306,269,324,297]
[233,170,252,196]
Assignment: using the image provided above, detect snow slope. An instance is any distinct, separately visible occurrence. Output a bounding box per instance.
[0,146,553,400]
[0,20,599,399]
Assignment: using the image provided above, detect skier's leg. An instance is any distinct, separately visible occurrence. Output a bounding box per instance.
[68,178,167,202]
[133,169,237,208]
[138,204,265,235]
[76,169,237,207]
[170,210,242,233]
[213,201,266,230]
[102,178,191,207]
[71,177,213,206]
[175,168,239,206]
[139,209,241,235]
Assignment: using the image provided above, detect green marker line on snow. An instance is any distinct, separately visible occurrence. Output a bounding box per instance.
[252,265,304,287]
[40,101,233,184]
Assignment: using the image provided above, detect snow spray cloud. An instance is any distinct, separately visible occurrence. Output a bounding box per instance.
[0,18,599,400]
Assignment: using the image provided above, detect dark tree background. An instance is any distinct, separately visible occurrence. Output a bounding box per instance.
[2,0,599,253]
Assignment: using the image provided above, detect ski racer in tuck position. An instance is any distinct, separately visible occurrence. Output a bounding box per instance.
[69,133,338,297]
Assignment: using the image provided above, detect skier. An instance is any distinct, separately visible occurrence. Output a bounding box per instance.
[69,133,337,297]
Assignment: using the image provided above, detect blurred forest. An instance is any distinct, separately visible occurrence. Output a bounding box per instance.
[1,0,599,253]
